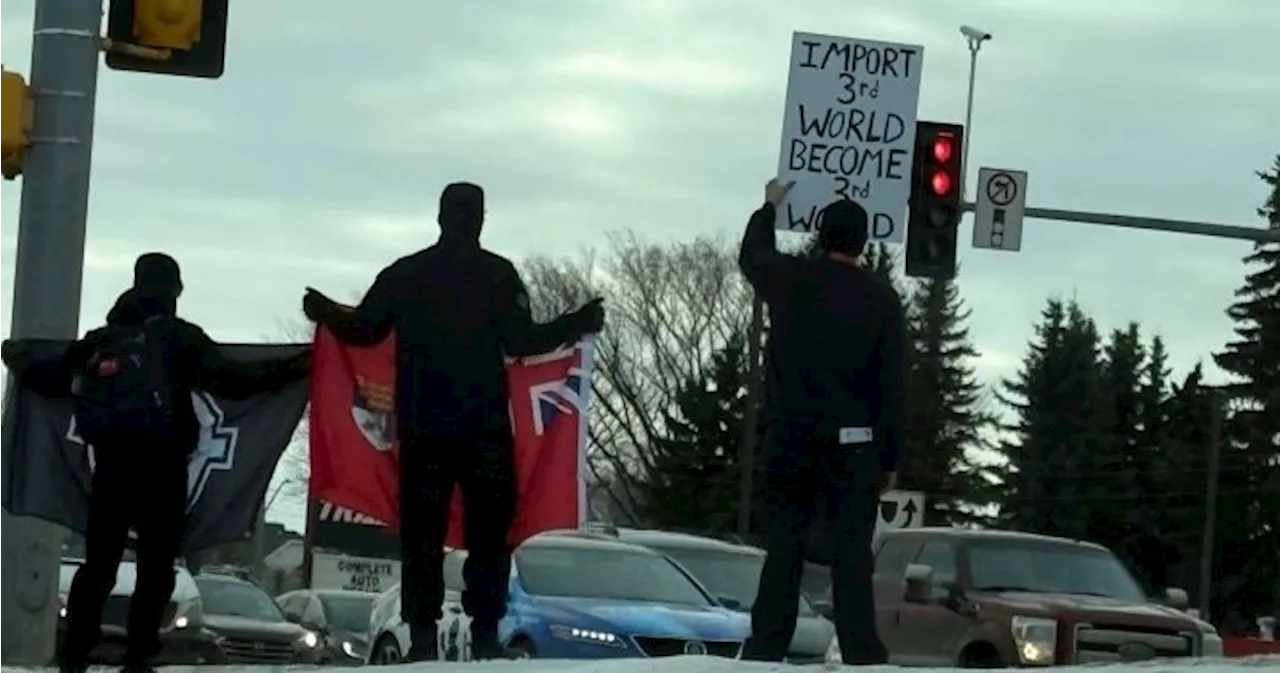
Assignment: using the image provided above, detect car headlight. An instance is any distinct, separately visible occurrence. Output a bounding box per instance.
[1011,616,1057,666]
[58,594,68,619]
[299,631,319,649]
[549,624,625,648]
[171,598,202,630]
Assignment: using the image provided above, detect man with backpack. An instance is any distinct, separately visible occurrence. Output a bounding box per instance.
[2,252,310,673]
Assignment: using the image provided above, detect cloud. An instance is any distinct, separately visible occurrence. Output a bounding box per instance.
[2,0,1275,401]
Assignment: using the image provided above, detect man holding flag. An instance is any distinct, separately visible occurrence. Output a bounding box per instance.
[302,182,604,661]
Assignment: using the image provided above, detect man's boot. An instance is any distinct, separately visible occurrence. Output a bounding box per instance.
[406,624,440,662]
[119,652,157,673]
[470,622,518,660]
[740,636,786,662]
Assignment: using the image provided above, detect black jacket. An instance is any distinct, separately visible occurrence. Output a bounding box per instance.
[738,203,907,472]
[321,229,590,437]
[3,288,305,452]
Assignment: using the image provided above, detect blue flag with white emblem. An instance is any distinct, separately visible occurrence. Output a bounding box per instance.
[1,342,308,552]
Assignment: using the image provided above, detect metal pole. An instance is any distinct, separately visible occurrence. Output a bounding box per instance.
[302,496,319,588]
[1,0,102,665]
[1198,391,1223,619]
[960,201,1280,244]
[961,44,979,201]
[252,479,294,578]
[737,295,764,539]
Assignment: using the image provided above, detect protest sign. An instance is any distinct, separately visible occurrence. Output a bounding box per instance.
[775,32,925,243]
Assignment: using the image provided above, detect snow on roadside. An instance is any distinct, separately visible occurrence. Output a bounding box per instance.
[3,655,1280,673]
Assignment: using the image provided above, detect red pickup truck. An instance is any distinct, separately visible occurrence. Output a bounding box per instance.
[872,528,1223,666]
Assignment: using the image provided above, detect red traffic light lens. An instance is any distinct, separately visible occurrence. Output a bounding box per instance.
[933,137,953,163]
[931,170,952,196]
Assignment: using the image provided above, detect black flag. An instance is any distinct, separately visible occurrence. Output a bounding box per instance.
[1,341,308,552]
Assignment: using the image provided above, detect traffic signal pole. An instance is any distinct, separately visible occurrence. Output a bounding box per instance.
[961,202,1280,244]
[1,0,102,665]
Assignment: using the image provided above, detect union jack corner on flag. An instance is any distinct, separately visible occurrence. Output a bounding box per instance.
[308,328,596,546]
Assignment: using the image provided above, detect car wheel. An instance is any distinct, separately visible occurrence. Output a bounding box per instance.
[959,642,1003,668]
[509,636,536,659]
[372,634,403,665]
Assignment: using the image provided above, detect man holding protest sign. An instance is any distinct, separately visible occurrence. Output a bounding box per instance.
[739,178,906,665]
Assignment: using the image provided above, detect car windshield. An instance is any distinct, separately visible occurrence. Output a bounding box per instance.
[320,594,376,633]
[516,545,714,607]
[196,579,286,622]
[967,539,1148,603]
[650,545,815,616]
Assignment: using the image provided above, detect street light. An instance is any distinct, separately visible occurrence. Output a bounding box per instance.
[959,24,992,201]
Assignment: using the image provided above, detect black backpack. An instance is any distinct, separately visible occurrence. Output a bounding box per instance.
[71,316,178,443]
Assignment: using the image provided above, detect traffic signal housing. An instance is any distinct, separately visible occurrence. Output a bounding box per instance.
[904,121,965,280]
[2,69,31,180]
[105,0,229,79]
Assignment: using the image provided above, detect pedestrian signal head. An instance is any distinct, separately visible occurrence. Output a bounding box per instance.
[133,0,202,50]
[106,0,228,79]
[905,121,965,280]
[1,69,31,180]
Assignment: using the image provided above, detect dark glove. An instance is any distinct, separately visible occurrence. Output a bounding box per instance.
[574,297,605,334]
[302,287,337,323]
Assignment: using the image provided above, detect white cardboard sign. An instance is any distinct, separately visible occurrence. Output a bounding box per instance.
[310,552,400,594]
[775,32,925,244]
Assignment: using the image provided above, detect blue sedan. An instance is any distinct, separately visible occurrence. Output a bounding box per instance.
[365,531,749,662]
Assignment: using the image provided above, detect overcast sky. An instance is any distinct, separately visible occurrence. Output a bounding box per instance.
[2,0,1275,530]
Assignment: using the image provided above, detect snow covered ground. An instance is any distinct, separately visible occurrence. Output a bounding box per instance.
[5,655,1280,673]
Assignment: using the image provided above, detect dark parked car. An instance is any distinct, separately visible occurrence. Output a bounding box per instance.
[194,575,326,665]
[873,528,1224,666]
[610,528,836,665]
[277,588,377,665]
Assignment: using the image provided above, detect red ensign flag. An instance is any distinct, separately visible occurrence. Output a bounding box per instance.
[308,327,593,548]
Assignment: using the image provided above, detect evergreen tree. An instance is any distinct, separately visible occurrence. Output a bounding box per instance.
[1209,155,1280,623]
[1133,337,1172,508]
[1122,336,1191,594]
[1146,365,1215,599]
[995,299,1111,538]
[640,333,748,535]
[1089,325,1149,554]
[900,274,995,525]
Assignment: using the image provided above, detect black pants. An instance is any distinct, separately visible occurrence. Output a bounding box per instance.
[399,431,517,629]
[746,425,888,665]
[62,430,187,666]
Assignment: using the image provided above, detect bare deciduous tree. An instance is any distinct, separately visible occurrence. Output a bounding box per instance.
[273,319,315,502]
[520,232,752,523]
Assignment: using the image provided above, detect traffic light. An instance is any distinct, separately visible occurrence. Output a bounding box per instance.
[105,0,229,79]
[904,121,965,280]
[2,69,31,181]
